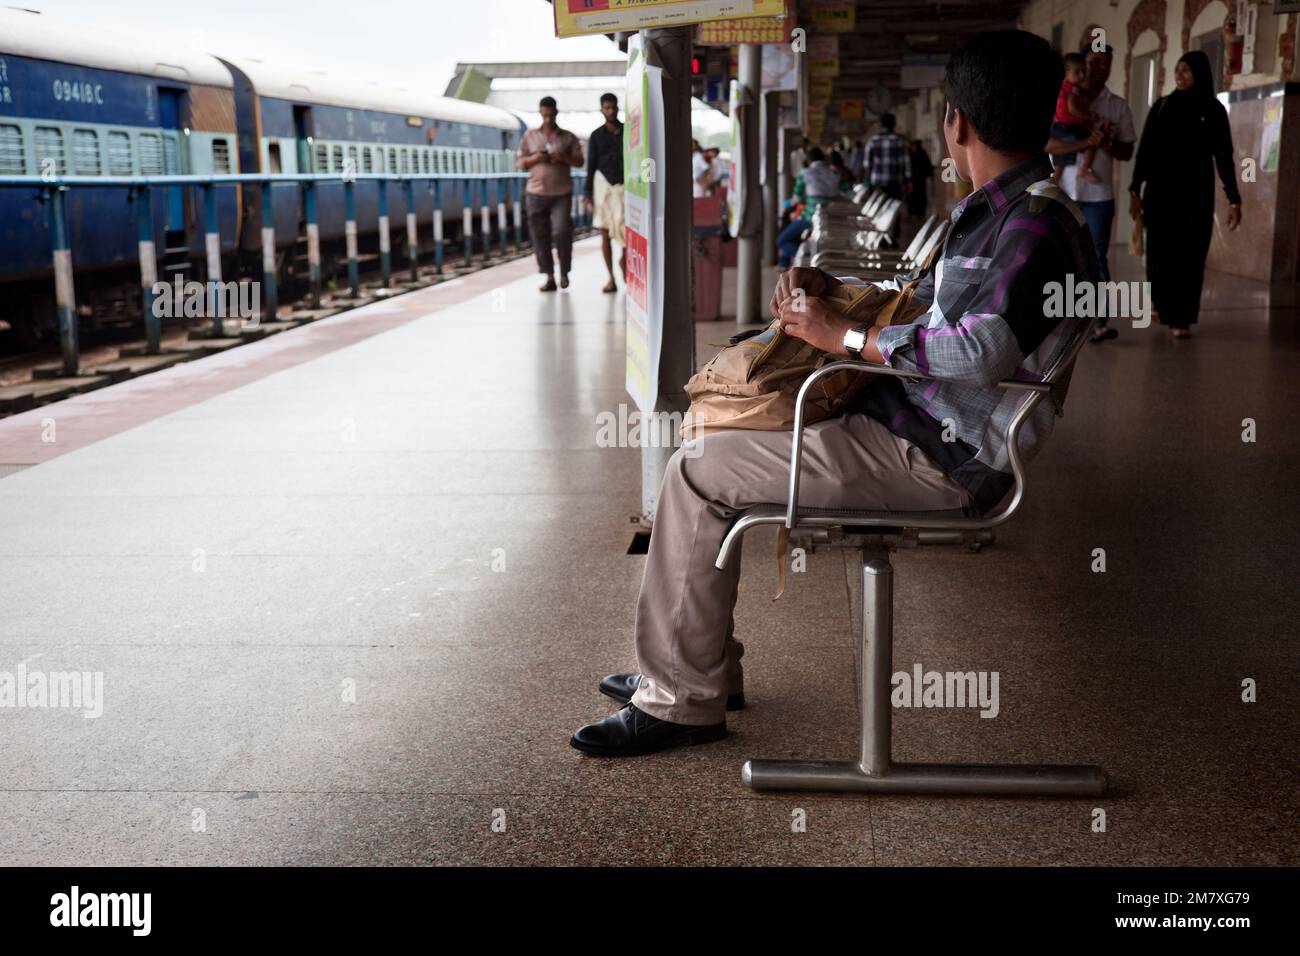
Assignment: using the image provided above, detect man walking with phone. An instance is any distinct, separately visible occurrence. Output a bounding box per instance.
[518,95,585,292]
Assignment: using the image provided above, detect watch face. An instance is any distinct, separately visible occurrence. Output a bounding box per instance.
[844,327,867,355]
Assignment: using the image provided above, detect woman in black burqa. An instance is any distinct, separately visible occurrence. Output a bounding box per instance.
[1129,50,1242,339]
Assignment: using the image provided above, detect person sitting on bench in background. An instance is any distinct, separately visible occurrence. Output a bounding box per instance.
[570,29,1099,758]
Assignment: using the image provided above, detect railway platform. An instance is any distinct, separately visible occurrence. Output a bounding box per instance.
[0,238,1295,866]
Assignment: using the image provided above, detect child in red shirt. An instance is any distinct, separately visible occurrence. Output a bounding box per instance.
[1051,53,1103,184]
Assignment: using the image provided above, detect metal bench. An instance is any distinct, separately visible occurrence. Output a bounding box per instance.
[714,312,1106,797]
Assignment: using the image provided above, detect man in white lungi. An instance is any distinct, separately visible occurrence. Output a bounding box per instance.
[583,92,625,293]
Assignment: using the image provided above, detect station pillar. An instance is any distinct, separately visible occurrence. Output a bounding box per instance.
[762,90,780,269]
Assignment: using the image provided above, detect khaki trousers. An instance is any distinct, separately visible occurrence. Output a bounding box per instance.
[629,412,972,726]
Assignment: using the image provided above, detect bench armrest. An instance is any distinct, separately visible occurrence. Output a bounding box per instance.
[786,361,1053,531]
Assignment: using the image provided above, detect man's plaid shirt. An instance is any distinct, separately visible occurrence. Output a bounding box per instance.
[865,130,912,187]
[844,155,1099,512]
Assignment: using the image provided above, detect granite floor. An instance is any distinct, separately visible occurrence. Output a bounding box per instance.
[0,237,1294,866]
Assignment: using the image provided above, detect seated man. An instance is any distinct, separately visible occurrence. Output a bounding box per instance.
[571,30,1099,757]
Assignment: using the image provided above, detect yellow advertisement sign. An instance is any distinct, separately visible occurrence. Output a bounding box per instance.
[808,1,854,34]
[697,13,790,45]
[839,98,863,120]
[808,76,833,101]
[808,34,839,77]
[555,0,786,39]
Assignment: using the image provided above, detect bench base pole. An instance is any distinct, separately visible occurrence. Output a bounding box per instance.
[740,539,1106,798]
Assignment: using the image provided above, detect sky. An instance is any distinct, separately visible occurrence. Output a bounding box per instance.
[21,0,626,96]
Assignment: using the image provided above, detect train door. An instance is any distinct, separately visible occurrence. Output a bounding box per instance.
[293,106,313,174]
[157,88,186,233]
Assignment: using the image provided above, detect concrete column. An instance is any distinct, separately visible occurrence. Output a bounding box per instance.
[735,43,762,325]
[762,91,780,269]
[641,26,695,525]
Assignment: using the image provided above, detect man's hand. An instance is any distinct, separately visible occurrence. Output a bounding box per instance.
[770,267,841,321]
[1226,204,1242,231]
[1129,190,1142,220]
[583,197,593,214]
[777,296,856,356]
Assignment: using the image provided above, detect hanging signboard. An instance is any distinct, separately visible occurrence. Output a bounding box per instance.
[623,37,667,414]
[901,51,947,89]
[808,0,855,33]
[697,1,791,45]
[556,0,787,39]
[808,35,839,77]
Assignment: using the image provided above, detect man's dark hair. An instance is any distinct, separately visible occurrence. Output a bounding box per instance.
[944,30,1063,153]
[539,95,558,110]
[1063,51,1086,69]
[880,112,896,129]
[600,92,618,106]
[808,146,825,162]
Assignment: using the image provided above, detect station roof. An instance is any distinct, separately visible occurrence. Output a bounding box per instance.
[450,61,626,79]
[792,0,1027,105]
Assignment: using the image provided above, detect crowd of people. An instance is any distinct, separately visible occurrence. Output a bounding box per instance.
[777,42,1241,342]
[516,38,1242,345]
[777,116,936,268]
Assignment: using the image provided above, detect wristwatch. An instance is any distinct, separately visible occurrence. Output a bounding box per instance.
[843,323,872,360]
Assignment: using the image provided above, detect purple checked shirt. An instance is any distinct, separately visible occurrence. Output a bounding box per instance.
[849,154,1099,512]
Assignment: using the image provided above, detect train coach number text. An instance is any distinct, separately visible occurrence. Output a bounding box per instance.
[53,79,104,105]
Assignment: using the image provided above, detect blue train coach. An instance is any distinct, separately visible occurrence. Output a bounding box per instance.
[0,7,526,348]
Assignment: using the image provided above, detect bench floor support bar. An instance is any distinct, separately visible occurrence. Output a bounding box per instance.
[742,760,1106,795]
[741,540,1106,798]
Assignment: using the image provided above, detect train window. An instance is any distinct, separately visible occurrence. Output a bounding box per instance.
[72,129,101,175]
[332,144,343,172]
[267,142,282,174]
[34,126,67,175]
[400,148,409,174]
[0,124,24,175]
[107,131,132,175]
[211,138,232,174]
[362,146,374,174]
[421,149,430,174]
[137,132,164,175]
[387,147,397,174]
[346,145,358,176]
[315,141,329,172]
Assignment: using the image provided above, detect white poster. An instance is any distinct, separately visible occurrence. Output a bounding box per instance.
[727,79,743,238]
[624,37,666,414]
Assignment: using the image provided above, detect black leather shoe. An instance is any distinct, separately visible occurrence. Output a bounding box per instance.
[570,703,726,757]
[599,672,745,711]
